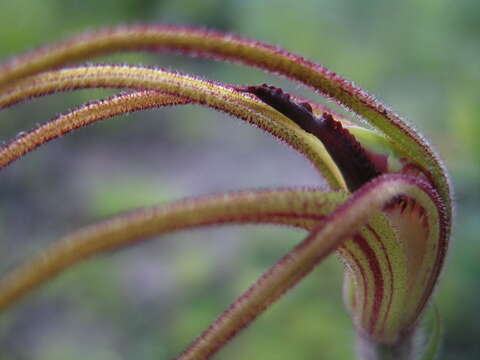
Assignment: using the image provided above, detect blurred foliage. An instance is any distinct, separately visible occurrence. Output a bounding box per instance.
[0,0,479,359]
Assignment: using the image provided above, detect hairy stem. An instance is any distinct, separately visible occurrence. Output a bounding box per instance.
[357,333,416,360]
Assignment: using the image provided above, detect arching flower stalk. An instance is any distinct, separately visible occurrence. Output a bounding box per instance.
[0,26,451,360]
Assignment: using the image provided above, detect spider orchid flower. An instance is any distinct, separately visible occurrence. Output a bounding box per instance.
[0,26,451,359]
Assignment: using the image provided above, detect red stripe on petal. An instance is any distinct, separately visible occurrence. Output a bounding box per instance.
[340,245,369,320]
[353,233,384,333]
[367,224,395,336]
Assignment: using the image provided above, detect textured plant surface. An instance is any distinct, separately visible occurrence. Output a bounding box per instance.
[0,25,452,359]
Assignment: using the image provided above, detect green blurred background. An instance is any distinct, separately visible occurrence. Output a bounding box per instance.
[0,0,478,359]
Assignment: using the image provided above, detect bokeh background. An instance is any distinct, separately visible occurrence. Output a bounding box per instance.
[0,0,478,359]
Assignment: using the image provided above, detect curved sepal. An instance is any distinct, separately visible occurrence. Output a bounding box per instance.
[0,188,347,313]
[0,65,347,189]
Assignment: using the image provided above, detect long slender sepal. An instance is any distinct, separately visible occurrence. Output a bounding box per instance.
[0,188,346,313]
[0,65,348,189]
[0,90,189,169]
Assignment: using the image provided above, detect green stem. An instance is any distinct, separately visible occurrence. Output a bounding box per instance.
[356,334,416,360]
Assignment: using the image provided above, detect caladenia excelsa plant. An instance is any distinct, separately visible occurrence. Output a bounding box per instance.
[0,25,451,360]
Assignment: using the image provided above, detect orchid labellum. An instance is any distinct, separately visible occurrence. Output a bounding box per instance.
[0,26,451,359]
